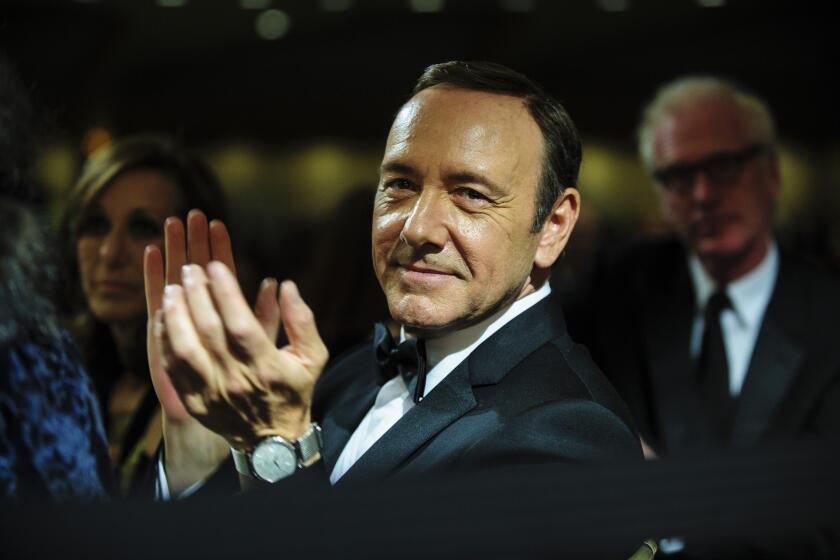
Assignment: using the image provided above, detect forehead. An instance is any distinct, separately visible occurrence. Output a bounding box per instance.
[94,169,180,214]
[383,86,543,187]
[652,96,753,165]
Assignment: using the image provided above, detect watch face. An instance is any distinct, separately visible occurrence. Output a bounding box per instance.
[251,439,297,483]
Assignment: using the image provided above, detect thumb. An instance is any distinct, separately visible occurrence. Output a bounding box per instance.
[280,280,329,377]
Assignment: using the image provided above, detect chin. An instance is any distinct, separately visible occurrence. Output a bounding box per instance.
[388,294,461,334]
[89,302,146,325]
[694,232,754,263]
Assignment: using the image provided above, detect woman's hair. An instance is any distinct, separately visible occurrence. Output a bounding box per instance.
[0,199,61,347]
[0,52,57,347]
[58,134,227,399]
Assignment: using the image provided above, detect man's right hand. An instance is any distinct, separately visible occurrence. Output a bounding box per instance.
[144,210,297,494]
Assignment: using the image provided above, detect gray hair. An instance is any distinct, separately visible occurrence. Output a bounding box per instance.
[637,76,777,171]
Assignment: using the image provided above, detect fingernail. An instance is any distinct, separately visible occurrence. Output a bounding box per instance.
[260,277,278,292]
[207,261,226,280]
[181,264,193,286]
[282,280,300,302]
[163,284,176,307]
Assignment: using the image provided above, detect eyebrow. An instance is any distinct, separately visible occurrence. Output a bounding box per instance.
[380,161,417,177]
[380,162,505,196]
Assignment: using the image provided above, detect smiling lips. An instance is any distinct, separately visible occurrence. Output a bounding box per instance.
[398,262,458,284]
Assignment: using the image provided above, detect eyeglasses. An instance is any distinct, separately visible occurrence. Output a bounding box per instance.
[652,144,767,195]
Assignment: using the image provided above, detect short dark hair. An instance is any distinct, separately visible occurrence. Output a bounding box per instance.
[413,61,581,233]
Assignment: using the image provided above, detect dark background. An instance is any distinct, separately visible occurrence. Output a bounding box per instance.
[1,0,835,144]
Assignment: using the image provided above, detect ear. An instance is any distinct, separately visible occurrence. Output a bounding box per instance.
[533,187,581,270]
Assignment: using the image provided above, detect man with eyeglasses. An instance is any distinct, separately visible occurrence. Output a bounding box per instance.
[564,76,840,557]
[568,76,840,461]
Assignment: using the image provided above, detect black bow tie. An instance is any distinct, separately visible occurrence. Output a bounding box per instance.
[373,322,427,404]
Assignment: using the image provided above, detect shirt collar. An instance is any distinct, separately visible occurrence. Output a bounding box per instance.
[400,282,552,371]
[688,239,779,328]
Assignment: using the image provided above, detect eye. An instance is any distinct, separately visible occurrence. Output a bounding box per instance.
[384,178,417,192]
[127,214,163,240]
[454,187,490,204]
[77,214,109,237]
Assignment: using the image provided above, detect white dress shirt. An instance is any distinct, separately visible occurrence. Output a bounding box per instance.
[687,240,779,396]
[330,283,552,483]
[158,283,552,497]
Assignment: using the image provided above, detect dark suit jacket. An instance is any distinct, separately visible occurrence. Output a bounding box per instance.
[312,295,642,485]
[567,237,840,454]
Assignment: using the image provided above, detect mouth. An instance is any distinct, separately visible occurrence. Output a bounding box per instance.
[691,213,734,234]
[94,280,138,294]
[401,263,453,275]
[396,262,458,284]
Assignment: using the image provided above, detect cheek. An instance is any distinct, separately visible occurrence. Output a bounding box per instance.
[76,240,98,281]
[371,210,404,263]
[660,196,686,224]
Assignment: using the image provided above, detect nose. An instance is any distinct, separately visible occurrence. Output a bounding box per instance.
[99,228,129,267]
[688,171,717,205]
[399,188,450,251]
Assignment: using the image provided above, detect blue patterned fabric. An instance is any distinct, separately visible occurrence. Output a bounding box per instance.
[0,330,111,501]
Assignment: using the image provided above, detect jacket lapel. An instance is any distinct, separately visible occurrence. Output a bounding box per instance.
[335,296,563,485]
[319,377,380,475]
[730,259,804,446]
[643,257,712,451]
[336,361,477,485]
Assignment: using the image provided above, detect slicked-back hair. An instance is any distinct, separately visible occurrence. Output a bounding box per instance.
[637,76,778,171]
[413,61,581,233]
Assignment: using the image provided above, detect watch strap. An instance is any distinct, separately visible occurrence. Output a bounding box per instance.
[295,423,323,465]
[231,446,251,477]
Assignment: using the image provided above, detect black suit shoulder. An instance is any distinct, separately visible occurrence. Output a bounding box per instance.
[458,333,642,469]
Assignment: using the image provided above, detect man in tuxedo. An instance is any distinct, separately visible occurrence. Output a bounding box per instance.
[145,61,641,496]
[569,76,840,458]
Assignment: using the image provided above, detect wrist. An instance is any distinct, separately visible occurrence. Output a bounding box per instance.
[229,409,314,453]
[163,416,230,494]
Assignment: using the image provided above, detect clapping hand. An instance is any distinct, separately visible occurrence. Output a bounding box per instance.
[144,210,328,492]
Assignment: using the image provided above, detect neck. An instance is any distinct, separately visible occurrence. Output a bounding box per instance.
[699,237,770,285]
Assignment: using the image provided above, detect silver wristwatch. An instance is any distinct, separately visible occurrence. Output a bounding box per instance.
[231,423,322,483]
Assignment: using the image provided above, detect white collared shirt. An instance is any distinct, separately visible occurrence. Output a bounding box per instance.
[329,283,552,483]
[687,240,779,396]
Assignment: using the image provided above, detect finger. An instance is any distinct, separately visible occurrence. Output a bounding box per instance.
[279,280,329,377]
[150,308,191,421]
[187,210,211,267]
[165,217,187,285]
[144,245,165,318]
[205,261,271,359]
[209,219,236,276]
[181,264,230,361]
[162,284,216,393]
[254,278,281,343]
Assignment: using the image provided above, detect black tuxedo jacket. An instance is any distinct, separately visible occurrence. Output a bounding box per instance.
[311,295,642,485]
[568,238,840,453]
